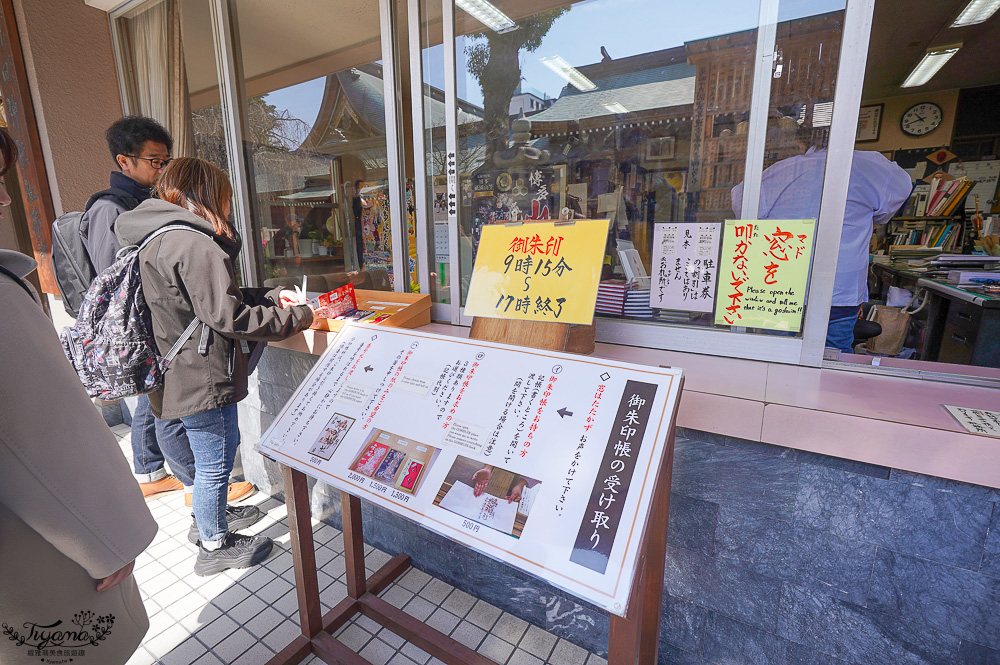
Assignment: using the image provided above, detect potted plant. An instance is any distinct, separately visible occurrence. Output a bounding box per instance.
[321,236,339,257]
[308,230,325,255]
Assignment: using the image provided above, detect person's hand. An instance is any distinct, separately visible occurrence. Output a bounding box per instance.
[96,561,135,592]
[506,479,527,504]
[472,466,492,497]
[279,290,301,308]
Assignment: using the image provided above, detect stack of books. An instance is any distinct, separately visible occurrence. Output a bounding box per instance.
[596,280,628,316]
[657,309,700,323]
[624,285,654,319]
[925,174,973,217]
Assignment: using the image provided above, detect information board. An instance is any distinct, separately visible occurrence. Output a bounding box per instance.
[257,323,682,615]
[464,219,610,325]
[650,223,721,312]
[714,219,815,331]
[943,404,1000,437]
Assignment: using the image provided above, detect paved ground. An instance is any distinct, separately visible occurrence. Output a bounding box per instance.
[112,425,607,665]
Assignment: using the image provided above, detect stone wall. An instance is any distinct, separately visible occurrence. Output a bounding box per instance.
[240,345,1000,665]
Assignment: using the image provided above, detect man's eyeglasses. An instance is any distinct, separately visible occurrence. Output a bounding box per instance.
[125,155,172,169]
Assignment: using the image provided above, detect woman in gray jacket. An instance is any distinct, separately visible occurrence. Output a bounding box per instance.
[1,127,157,664]
[115,158,314,575]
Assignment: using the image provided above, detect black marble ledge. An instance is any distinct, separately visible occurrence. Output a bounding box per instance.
[238,345,1000,665]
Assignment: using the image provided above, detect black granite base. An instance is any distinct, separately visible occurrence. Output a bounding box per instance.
[240,345,1000,665]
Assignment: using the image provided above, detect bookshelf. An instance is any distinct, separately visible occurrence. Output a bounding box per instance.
[887,214,965,253]
[886,177,974,254]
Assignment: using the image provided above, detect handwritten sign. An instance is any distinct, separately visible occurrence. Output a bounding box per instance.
[714,219,815,331]
[257,324,683,614]
[943,405,1000,437]
[464,219,610,325]
[650,223,721,312]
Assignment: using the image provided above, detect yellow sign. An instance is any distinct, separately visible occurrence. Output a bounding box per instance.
[465,219,611,324]
[714,219,815,332]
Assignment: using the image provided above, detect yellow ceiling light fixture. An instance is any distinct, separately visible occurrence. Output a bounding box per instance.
[952,0,1000,27]
[455,0,517,33]
[901,43,962,88]
[540,55,597,92]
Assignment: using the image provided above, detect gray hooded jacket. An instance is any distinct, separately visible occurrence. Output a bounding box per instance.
[115,199,312,419]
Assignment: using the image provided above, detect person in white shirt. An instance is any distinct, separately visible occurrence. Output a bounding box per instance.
[732,131,911,351]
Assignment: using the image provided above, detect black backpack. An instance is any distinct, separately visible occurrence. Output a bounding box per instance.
[59,225,209,401]
[50,188,139,318]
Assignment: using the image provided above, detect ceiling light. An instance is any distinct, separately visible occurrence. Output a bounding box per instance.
[952,0,1000,27]
[540,55,597,92]
[604,102,629,114]
[456,0,516,33]
[901,44,961,88]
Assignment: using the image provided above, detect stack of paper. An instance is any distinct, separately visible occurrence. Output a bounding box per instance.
[596,280,628,316]
[947,270,1000,284]
[624,286,654,319]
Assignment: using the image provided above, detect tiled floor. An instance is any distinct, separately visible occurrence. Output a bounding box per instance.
[112,425,606,665]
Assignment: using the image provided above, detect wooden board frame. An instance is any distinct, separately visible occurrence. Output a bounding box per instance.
[265,320,680,665]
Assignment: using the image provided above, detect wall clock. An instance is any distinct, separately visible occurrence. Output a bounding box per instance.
[900,102,943,137]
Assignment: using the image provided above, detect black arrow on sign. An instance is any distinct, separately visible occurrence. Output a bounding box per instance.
[364,365,374,373]
[557,407,573,418]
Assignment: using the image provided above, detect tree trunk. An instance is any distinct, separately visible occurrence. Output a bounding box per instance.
[480,34,522,160]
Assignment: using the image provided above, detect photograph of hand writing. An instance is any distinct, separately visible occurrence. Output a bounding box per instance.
[433,455,541,538]
[308,413,355,461]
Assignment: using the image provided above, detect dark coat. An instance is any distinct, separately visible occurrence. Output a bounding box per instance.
[115,199,313,419]
[79,171,153,274]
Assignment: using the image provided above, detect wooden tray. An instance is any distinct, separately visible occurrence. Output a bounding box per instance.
[310,290,431,332]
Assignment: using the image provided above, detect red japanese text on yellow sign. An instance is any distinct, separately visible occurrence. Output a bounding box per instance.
[465,220,611,325]
[714,219,815,332]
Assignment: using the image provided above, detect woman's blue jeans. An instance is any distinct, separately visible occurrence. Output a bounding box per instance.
[179,404,240,544]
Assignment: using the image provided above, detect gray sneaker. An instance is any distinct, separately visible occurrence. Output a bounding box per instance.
[187,504,263,544]
[194,533,273,576]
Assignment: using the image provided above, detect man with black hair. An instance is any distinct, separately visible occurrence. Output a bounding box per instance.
[80,116,254,505]
[81,115,173,274]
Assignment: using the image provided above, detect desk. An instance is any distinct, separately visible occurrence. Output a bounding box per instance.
[917,278,1000,366]
[870,262,1000,366]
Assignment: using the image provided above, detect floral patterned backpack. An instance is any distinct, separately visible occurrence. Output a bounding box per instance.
[59,225,208,400]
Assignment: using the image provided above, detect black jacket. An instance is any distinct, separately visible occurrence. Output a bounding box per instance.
[115,199,313,419]
[79,172,152,274]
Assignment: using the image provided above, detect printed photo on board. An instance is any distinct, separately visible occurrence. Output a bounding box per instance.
[349,429,439,495]
[308,413,355,461]
[433,455,542,538]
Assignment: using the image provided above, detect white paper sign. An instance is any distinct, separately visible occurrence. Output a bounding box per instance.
[650,223,721,311]
[943,404,1000,437]
[948,160,1000,211]
[257,323,683,615]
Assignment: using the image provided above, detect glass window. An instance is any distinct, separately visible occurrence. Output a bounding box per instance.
[840,0,1000,374]
[426,0,846,343]
[115,0,232,170]
[233,0,398,290]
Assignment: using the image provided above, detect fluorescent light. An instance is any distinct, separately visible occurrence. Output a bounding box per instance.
[901,44,961,88]
[603,102,629,114]
[952,0,1000,26]
[456,0,516,33]
[540,55,597,92]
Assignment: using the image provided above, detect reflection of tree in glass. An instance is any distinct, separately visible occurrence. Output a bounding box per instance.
[465,9,568,159]
[192,96,311,171]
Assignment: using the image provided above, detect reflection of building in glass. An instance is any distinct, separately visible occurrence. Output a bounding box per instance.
[508,85,554,117]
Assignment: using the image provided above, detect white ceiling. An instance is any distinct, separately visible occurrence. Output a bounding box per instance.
[864,0,1000,99]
